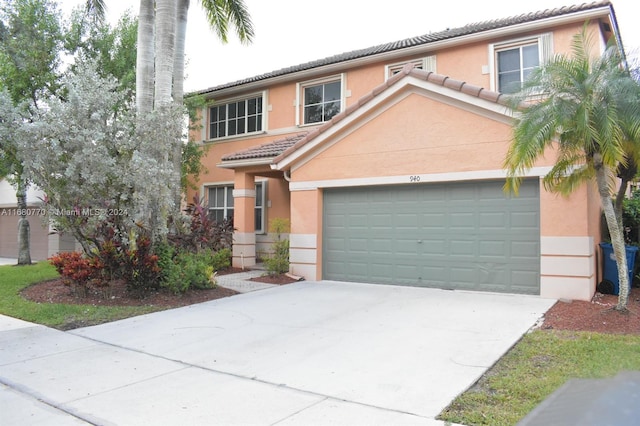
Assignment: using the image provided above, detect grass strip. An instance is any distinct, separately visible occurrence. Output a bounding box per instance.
[0,262,163,329]
[438,329,640,425]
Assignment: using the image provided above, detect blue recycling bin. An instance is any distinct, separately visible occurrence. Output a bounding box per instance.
[599,242,638,295]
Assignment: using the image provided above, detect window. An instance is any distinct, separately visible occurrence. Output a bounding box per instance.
[497,43,539,93]
[301,78,342,125]
[254,182,265,233]
[208,185,234,223]
[386,56,436,78]
[490,33,552,94]
[207,182,266,233]
[209,95,263,139]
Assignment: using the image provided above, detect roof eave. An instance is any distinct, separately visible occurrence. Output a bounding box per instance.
[217,158,274,169]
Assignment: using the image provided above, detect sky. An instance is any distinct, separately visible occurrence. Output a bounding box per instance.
[59,0,640,93]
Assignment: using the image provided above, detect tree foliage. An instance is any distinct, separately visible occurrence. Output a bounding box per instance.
[0,0,63,105]
[20,60,178,253]
[66,8,138,103]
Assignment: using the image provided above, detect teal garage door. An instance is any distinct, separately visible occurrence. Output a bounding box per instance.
[322,180,540,294]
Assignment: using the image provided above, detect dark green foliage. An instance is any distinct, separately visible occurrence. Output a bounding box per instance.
[0,0,63,104]
[182,140,209,192]
[211,248,232,272]
[66,8,138,103]
[155,244,231,295]
[623,188,640,244]
[159,249,214,294]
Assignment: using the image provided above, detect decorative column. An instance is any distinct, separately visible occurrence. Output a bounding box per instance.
[232,171,256,269]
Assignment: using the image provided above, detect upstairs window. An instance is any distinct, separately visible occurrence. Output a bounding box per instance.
[209,95,263,139]
[490,33,552,94]
[497,43,539,94]
[299,76,343,125]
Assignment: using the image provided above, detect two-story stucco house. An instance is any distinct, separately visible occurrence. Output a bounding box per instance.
[188,1,625,301]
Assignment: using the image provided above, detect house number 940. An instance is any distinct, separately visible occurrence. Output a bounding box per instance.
[409,175,421,182]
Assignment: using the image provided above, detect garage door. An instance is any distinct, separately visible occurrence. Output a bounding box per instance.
[322,180,540,294]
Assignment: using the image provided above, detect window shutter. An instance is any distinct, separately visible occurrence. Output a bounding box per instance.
[539,33,554,64]
[424,55,437,72]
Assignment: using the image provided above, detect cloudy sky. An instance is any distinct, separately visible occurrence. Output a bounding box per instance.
[60,0,640,92]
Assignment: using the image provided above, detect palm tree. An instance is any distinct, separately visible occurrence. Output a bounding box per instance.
[136,0,254,111]
[504,28,640,311]
[135,0,254,213]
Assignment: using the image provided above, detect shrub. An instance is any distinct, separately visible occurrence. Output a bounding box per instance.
[122,237,161,296]
[169,195,234,253]
[263,218,290,275]
[160,250,215,294]
[49,251,103,296]
[211,248,232,272]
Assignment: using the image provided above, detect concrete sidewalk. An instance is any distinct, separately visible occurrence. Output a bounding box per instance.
[1,281,555,425]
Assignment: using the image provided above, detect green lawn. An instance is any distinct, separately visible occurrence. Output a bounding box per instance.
[0,262,163,329]
[438,330,640,425]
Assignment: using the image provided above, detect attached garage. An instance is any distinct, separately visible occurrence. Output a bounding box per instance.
[322,179,540,294]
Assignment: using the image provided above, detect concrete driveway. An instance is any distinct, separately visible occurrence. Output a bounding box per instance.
[0,281,555,425]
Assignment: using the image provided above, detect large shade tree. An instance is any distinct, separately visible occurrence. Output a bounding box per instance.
[504,28,640,311]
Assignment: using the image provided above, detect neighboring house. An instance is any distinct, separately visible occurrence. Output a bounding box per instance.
[0,180,75,260]
[188,1,622,301]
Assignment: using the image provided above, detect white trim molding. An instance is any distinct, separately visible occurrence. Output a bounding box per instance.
[289,167,553,191]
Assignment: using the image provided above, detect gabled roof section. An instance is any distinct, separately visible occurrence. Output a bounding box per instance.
[193,1,614,97]
[219,64,508,167]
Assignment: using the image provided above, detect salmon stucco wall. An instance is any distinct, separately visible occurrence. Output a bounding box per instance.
[289,189,322,279]
[292,92,519,181]
[539,183,597,301]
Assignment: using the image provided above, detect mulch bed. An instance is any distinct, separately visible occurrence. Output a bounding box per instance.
[21,268,298,309]
[541,286,640,334]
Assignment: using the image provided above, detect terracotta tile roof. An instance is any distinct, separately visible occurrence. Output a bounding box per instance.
[193,1,612,97]
[221,133,308,162]
[221,65,506,164]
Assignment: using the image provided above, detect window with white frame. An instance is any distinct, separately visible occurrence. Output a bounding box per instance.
[208,185,234,223]
[496,43,539,93]
[301,77,342,125]
[254,182,265,234]
[209,95,263,139]
[207,182,266,233]
[490,33,553,94]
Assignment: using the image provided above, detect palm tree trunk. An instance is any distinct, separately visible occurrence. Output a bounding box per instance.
[172,0,189,105]
[154,0,177,107]
[136,0,155,114]
[170,0,190,211]
[595,157,629,310]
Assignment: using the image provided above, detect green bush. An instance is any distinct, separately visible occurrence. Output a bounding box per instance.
[263,218,290,275]
[211,248,231,272]
[160,250,215,294]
